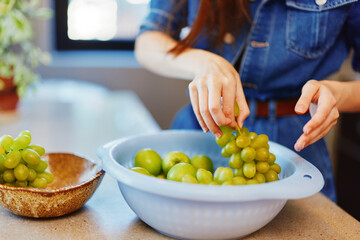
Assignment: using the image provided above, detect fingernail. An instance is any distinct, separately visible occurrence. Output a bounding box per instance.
[201,126,208,133]
[215,132,222,138]
[305,127,311,135]
[295,142,303,151]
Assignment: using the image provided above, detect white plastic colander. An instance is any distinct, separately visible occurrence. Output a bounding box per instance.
[97,130,324,240]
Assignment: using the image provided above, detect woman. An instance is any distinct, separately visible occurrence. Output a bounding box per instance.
[135,0,360,202]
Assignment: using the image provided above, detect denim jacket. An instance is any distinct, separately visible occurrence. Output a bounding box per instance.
[138,0,360,202]
[139,0,360,100]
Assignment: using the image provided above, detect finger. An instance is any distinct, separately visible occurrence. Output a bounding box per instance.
[208,76,232,127]
[305,120,337,147]
[221,76,236,128]
[197,80,221,137]
[302,91,338,135]
[295,80,320,114]
[300,119,337,150]
[235,76,250,128]
[189,80,208,132]
[295,116,338,151]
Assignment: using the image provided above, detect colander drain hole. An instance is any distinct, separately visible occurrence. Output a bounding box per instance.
[303,174,312,179]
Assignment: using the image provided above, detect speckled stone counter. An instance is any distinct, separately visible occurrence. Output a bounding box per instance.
[0,79,359,240]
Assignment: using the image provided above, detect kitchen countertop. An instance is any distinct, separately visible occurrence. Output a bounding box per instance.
[0,79,359,240]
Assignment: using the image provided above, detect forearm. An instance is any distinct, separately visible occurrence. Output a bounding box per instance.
[135,31,210,80]
[322,80,360,112]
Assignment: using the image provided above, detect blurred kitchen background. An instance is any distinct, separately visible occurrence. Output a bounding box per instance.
[30,0,360,220]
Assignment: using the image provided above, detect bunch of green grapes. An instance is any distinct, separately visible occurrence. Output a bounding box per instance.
[129,133,280,186]
[215,126,281,184]
[0,130,53,189]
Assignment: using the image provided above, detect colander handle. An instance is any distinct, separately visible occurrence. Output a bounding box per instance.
[272,155,325,199]
[97,138,126,160]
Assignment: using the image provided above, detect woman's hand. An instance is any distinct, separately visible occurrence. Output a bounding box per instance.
[294,80,339,152]
[135,32,249,136]
[188,51,249,138]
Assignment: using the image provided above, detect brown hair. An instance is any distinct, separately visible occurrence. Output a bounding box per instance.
[170,0,251,55]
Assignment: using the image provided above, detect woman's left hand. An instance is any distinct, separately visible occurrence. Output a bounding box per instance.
[294,80,340,152]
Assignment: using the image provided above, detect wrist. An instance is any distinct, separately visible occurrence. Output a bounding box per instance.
[321,80,342,103]
[169,48,213,77]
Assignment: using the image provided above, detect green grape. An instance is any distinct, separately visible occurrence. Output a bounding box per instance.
[30,177,47,189]
[250,134,269,149]
[233,176,246,185]
[10,135,31,151]
[240,147,256,163]
[0,145,5,156]
[224,140,240,154]
[248,132,258,141]
[256,161,270,174]
[4,150,21,169]
[0,155,6,173]
[15,180,28,187]
[270,163,281,174]
[27,168,37,182]
[196,168,213,184]
[221,147,232,158]
[27,145,45,156]
[181,174,198,184]
[243,161,256,178]
[234,101,240,117]
[130,167,152,176]
[239,127,250,136]
[246,179,259,185]
[209,181,219,185]
[265,170,279,182]
[3,169,15,183]
[14,164,29,181]
[190,155,213,172]
[28,158,48,173]
[235,135,251,148]
[215,126,233,147]
[222,180,234,185]
[19,130,31,141]
[0,135,14,152]
[21,148,40,165]
[157,173,166,179]
[254,172,266,183]
[267,153,276,165]
[234,168,244,177]
[214,167,233,184]
[255,147,270,161]
[229,152,242,169]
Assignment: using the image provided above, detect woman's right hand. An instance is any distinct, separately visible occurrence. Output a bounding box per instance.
[188,50,250,138]
[135,32,249,136]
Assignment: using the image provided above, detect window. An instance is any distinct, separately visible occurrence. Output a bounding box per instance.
[55,0,149,50]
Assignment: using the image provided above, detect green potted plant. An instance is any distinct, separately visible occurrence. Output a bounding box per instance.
[0,0,52,111]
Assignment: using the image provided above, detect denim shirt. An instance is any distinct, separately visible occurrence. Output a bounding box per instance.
[138,0,360,202]
[139,0,360,100]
